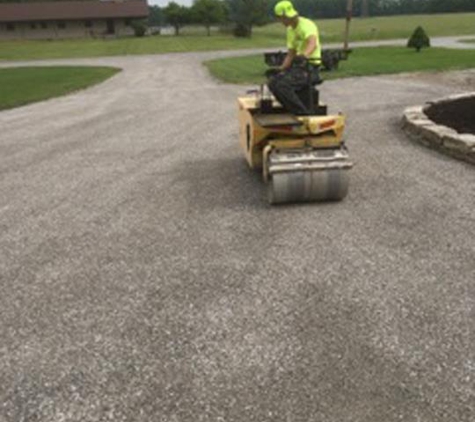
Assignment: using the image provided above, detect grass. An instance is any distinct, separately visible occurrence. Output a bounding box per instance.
[255,12,475,43]
[0,35,272,61]
[204,46,475,85]
[0,12,474,61]
[0,66,120,110]
[460,38,475,43]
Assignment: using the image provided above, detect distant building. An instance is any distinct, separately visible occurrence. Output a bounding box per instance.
[0,0,149,40]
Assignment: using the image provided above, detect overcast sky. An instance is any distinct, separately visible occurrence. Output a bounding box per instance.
[149,0,193,7]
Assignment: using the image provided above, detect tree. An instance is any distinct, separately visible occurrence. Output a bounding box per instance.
[361,0,369,16]
[226,0,270,38]
[292,0,347,18]
[191,0,226,36]
[148,5,164,28]
[407,26,430,52]
[163,2,191,35]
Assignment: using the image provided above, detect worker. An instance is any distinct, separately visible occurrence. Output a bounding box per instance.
[268,0,322,115]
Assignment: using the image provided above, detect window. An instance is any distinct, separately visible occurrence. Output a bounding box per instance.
[6,23,15,31]
[40,22,47,29]
[125,19,131,26]
[85,20,93,28]
[30,22,37,29]
[57,21,66,29]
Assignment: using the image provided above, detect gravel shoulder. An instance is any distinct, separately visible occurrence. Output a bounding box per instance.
[394,68,475,90]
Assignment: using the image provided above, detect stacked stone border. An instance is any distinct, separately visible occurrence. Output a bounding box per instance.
[402,92,475,164]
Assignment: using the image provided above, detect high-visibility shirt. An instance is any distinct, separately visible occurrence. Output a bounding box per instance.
[287,17,321,65]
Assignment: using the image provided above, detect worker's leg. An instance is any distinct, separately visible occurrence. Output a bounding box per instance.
[296,67,321,111]
[268,67,310,115]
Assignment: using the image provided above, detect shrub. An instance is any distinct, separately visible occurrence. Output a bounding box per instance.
[233,23,251,37]
[131,21,147,37]
[407,26,430,52]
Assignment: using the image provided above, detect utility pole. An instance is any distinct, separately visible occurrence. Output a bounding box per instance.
[343,0,353,51]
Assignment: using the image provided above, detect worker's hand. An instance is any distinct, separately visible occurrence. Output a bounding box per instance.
[265,68,282,79]
[293,55,308,67]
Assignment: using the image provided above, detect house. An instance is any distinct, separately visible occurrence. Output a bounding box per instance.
[0,0,149,40]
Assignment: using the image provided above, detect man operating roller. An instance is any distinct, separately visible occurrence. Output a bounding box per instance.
[268,0,322,116]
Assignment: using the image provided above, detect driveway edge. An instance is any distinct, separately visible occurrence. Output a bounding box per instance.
[402,92,475,164]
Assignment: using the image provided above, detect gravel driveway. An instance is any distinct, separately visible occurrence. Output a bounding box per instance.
[0,51,474,422]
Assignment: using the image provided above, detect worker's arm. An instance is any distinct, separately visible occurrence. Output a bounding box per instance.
[280,49,296,70]
[303,34,317,58]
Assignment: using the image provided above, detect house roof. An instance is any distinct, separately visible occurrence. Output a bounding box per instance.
[0,0,149,23]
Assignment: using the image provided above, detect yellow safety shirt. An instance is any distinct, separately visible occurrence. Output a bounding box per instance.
[287,17,321,65]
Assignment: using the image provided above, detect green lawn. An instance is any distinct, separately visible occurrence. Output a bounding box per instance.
[204,46,475,85]
[0,12,474,61]
[0,35,271,61]
[255,12,475,43]
[0,66,120,110]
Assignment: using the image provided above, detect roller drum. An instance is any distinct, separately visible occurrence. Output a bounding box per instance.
[266,148,352,205]
[268,168,349,204]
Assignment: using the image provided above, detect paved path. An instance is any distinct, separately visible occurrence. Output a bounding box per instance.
[0,50,474,422]
[333,35,475,49]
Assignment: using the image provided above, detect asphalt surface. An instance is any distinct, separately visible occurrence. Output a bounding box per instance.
[0,48,474,422]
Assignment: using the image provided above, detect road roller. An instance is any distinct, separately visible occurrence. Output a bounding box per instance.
[238,77,353,205]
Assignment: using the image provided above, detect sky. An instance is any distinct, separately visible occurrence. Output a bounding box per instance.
[149,0,193,7]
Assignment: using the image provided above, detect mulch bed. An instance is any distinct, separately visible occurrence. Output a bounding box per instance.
[425,97,475,135]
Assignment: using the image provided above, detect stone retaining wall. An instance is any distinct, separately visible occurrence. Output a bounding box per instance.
[402,92,475,164]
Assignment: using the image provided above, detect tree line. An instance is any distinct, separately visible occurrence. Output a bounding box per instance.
[292,0,475,19]
[148,0,271,37]
[150,0,475,36]
[1,0,474,37]
[1,0,475,17]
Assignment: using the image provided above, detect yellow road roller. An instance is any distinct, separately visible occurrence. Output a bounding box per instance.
[238,81,353,205]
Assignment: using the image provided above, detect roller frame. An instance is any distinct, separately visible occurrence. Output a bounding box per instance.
[238,92,353,205]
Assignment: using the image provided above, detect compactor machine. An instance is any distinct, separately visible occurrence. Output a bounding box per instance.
[238,63,353,205]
